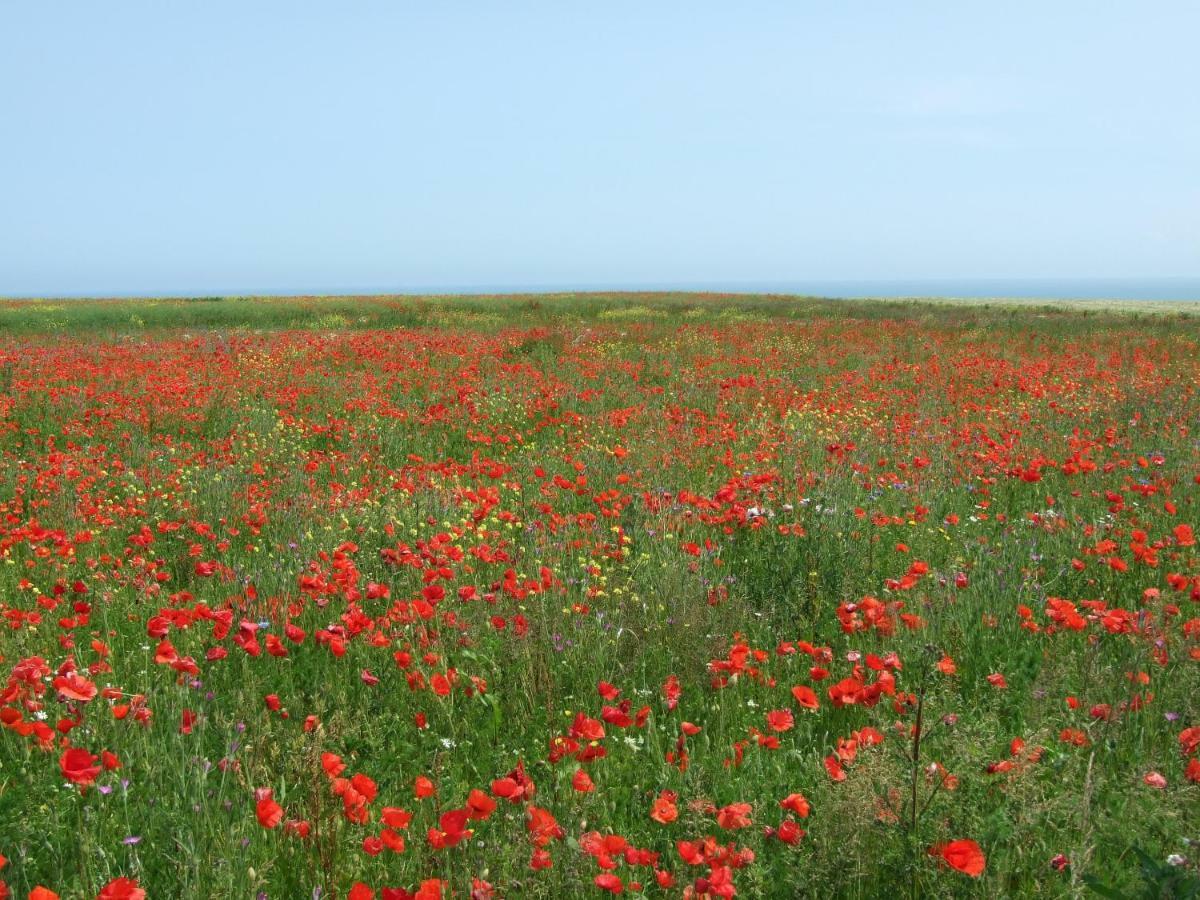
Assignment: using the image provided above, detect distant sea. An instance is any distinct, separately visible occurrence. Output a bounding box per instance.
[689,277,1200,302]
[15,277,1200,302]
[428,277,1200,301]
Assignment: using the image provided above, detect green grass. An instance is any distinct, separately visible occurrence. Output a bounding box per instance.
[1,290,1197,338]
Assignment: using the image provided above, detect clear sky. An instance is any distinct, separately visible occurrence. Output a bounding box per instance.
[2,2,1198,296]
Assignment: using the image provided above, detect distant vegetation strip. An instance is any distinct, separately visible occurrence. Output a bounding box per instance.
[0,292,1197,336]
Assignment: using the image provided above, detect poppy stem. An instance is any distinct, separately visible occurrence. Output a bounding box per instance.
[917,769,950,822]
[910,671,926,835]
[908,659,931,900]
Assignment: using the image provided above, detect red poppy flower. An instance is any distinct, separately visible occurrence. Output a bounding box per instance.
[1185,758,1200,784]
[466,788,496,820]
[776,819,806,845]
[427,808,472,849]
[255,789,284,829]
[60,747,101,787]
[765,709,794,732]
[1180,726,1200,757]
[526,806,564,847]
[650,791,678,824]
[53,673,98,703]
[593,872,623,893]
[415,775,436,798]
[931,839,985,876]
[321,753,346,777]
[715,802,752,829]
[791,685,820,710]
[824,754,846,782]
[97,877,147,900]
[780,793,810,817]
[662,675,682,710]
[382,806,413,829]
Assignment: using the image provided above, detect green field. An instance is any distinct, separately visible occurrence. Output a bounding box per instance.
[0,293,1197,899]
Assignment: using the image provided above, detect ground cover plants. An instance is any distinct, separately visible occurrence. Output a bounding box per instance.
[0,293,1197,898]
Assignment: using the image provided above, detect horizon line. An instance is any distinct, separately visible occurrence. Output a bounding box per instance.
[5,274,1200,304]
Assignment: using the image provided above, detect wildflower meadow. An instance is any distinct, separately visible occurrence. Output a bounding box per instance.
[0,293,1197,898]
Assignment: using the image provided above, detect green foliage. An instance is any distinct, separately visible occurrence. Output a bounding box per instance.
[1086,847,1200,899]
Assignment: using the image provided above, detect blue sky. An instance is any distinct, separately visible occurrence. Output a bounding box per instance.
[2,2,1198,296]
